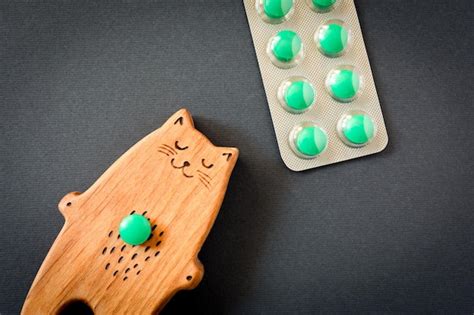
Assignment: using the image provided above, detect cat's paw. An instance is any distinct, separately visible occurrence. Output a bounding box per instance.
[58,191,82,218]
[180,258,204,290]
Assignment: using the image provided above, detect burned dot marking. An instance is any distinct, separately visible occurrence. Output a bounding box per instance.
[110,247,115,254]
[155,241,161,247]
[147,234,153,241]
[125,268,130,274]
[144,246,150,252]
[154,251,160,257]
[121,245,126,252]
[186,275,192,281]
[151,224,157,231]
[133,264,138,269]
[105,263,110,270]
[118,256,124,263]
[108,231,113,237]
[142,211,147,215]
[132,253,138,260]
[113,270,118,277]
[102,247,107,255]
[130,210,135,215]
[136,270,141,275]
[123,276,128,281]
[159,231,164,237]
[145,256,150,262]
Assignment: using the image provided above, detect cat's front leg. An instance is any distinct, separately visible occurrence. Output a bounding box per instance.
[58,191,82,219]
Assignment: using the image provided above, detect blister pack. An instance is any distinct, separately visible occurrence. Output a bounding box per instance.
[243,0,388,171]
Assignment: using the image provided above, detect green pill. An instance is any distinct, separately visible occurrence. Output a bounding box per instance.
[270,30,303,65]
[119,214,152,246]
[291,123,328,158]
[316,20,349,57]
[311,0,337,11]
[284,80,315,112]
[338,111,376,146]
[326,66,362,102]
[263,0,293,20]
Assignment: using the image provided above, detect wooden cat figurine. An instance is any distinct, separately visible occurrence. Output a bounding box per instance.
[22,109,239,314]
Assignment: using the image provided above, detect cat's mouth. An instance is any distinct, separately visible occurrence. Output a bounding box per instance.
[170,158,194,178]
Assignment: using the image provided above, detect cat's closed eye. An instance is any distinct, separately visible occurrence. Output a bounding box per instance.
[201,159,213,169]
[175,141,188,151]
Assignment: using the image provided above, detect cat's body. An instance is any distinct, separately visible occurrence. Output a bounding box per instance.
[22,109,238,314]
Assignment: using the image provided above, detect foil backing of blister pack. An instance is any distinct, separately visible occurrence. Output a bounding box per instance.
[243,0,389,171]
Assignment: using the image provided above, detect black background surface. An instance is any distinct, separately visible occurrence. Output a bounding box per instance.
[1,1,473,314]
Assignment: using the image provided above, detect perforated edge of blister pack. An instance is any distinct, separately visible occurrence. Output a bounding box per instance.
[243,0,388,171]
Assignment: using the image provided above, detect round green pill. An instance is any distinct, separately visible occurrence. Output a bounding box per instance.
[311,0,337,11]
[338,111,376,147]
[316,20,350,57]
[269,30,303,66]
[263,0,293,20]
[290,123,328,158]
[326,66,362,102]
[284,80,315,112]
[119,214,152,246]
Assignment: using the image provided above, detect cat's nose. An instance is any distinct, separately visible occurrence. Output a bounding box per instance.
[183,161,190,167]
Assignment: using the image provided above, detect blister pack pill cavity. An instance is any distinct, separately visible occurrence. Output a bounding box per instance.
[243,0,388,171]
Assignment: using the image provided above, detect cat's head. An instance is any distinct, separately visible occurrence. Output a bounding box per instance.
[150,109,238,191]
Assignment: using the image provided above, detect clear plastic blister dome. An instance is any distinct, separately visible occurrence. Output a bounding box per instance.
[289,122,328,159]
[315,19,352,58]
[337,110,377,148]
[325,65,364,103]
[256,0,295,24]
[267,30,305,69]
[278,76,316,113]
[306,0,341,13]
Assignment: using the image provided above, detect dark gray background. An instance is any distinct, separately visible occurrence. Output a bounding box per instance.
[1,1,473,314]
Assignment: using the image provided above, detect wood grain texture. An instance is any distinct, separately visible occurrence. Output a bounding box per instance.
[22,109,239,314]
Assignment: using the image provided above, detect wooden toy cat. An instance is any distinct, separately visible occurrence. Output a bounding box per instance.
[22,109,239,314]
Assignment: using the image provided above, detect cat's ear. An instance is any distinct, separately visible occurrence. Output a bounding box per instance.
[219,147,239,165]
[164,108,195,129]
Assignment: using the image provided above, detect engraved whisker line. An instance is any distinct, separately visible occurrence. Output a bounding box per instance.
[199,177,210,189]
[197,170,211,179]
[198,174,210,185]
[158,150,170,156]
[159,145,175,154]
[158,145,175,155]
[162,144,177,154]
[158,148,174,156]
